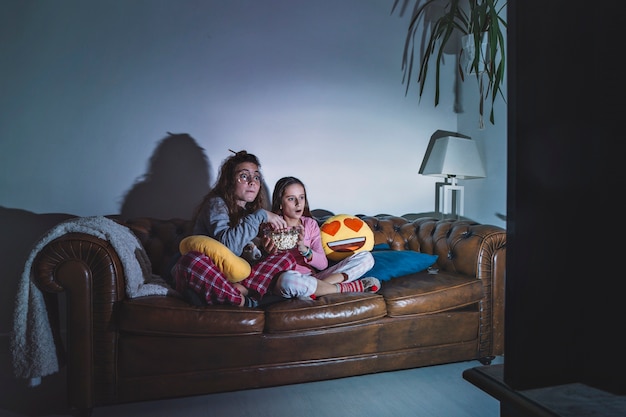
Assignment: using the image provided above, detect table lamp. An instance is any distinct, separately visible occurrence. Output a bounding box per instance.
[419,134,486,217]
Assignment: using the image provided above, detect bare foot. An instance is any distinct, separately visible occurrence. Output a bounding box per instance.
[234,282,248,296]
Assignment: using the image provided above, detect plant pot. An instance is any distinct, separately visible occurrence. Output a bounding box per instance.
[461,33,489,75]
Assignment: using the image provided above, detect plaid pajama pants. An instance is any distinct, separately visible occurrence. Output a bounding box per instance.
[173,250,297,306]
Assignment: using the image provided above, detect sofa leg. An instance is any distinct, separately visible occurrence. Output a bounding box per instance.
[479,356,495,365]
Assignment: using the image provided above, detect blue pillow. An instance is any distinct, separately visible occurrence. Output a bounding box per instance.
[372,243,391,251]
[365,246,438,281]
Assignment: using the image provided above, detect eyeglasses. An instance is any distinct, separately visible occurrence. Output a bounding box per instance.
[236,170,262,185]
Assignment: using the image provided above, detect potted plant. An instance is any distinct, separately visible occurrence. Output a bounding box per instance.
[392,0,507,127]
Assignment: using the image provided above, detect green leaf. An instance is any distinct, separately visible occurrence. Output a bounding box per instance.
[392,0,507,126]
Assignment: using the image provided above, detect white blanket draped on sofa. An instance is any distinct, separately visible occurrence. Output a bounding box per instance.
[10,216,173,387]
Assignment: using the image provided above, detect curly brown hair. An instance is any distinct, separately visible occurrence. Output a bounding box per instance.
[193,150,267,226]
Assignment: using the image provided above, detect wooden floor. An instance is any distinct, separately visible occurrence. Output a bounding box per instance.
[0,356,503,417]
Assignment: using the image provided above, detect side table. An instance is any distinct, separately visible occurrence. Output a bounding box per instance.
[463,364,626,417]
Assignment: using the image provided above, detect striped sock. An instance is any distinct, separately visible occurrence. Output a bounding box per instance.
[243,297,259,308]
[360,277,380,292]
[335,277,381,293]
[336,280,364,293]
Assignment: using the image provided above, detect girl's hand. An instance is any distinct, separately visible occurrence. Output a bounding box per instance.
[265,211,288,230]
[260,235,278,255]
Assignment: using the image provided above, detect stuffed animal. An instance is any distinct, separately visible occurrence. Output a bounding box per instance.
[320,214,374,262]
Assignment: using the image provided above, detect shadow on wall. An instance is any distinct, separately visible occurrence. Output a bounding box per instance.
[119,132,212,220]
[1,132,214,366]
[0,141,272,355]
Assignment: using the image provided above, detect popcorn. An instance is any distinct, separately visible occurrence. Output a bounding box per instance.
[265,227,299,250]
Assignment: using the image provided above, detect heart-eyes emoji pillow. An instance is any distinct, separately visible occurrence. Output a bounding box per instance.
[320,214,374,261]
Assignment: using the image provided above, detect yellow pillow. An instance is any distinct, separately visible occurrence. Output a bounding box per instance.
[179,235,251,283]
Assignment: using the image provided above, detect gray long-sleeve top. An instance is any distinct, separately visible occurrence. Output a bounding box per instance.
[193,196,267,256]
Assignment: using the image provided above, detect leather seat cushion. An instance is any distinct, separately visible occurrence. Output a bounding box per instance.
[379,271,484,317]
[119,296,265,336]
[264,292,387,333]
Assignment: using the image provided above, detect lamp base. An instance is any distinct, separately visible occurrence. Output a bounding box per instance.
[435,182,464,219]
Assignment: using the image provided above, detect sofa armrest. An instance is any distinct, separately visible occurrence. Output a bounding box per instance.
[415,218,506,357]
[33,232,126,412]
[431,221,506,356]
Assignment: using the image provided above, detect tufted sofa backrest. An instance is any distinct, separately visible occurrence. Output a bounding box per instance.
[122,214,505,281]
[358,215,505,277]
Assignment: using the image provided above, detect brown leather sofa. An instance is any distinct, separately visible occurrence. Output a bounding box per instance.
[32,212,506,416]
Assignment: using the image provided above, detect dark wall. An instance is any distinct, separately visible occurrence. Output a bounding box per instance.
[504,2,624,394]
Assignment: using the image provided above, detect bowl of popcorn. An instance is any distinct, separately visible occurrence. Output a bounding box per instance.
[265,227,299,251]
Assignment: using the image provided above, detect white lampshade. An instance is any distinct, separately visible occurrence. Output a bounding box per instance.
[419,136,486,180]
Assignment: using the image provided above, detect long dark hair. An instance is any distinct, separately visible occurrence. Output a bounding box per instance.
[193,150,267,226]
[271,176,312,217]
